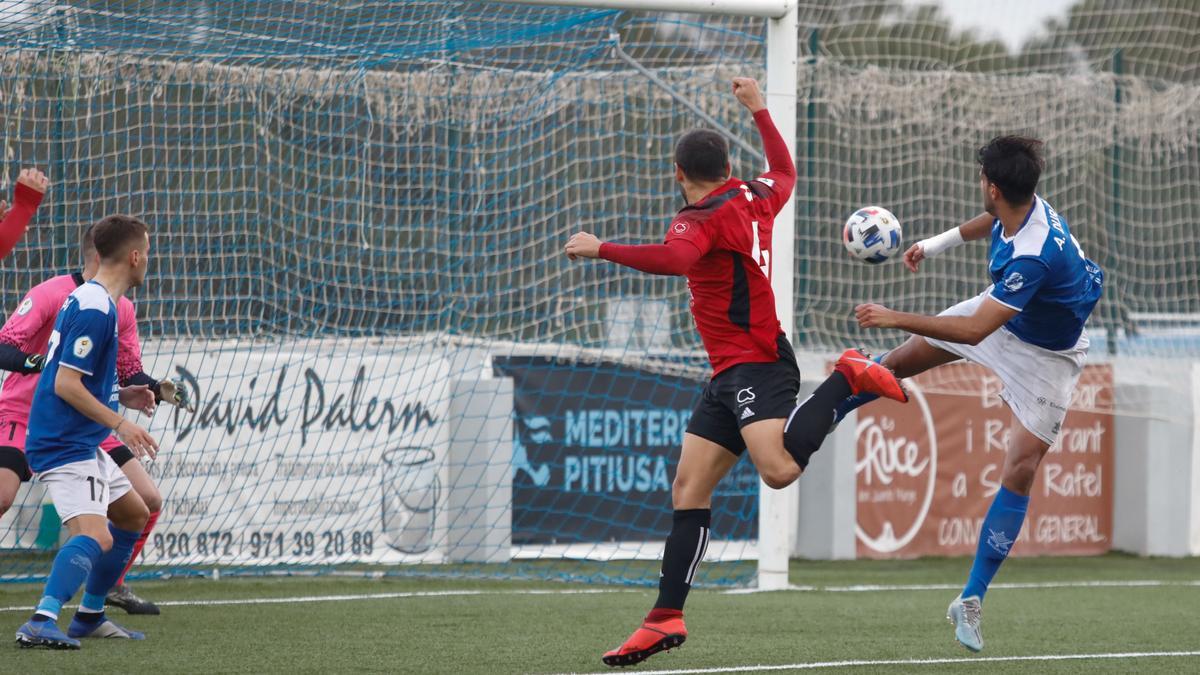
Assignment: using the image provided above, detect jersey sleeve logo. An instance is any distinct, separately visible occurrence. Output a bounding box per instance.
[672,221,689,234]
[1003,271,1025,293]
[73,336,93,358]
[16,298,33,316]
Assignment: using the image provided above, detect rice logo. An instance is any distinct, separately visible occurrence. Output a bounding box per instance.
[854,379,938,554]
[672,221,689,235]
[1003,271,1025,293]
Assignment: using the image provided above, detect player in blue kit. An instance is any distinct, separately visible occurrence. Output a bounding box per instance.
[781,136,1103,652]
[15,215,160,649]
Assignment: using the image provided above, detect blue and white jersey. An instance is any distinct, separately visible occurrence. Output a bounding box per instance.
[987,196,1104,351]
[26,281,120,473]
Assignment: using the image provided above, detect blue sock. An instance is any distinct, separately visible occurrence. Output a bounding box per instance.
[80,525,142,613]
[962,486,1030,601]
[33,535,103,621]
[832,353,887,424]
[833,392,880,424]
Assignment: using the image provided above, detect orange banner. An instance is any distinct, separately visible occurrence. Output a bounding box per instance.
[854,363,1113,559]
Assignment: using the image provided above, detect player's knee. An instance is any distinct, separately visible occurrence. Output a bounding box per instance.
[761,462,801,490]
[127,501,151,532]
[140,487,163,513]
[1004,454,1041,493]
[93,529,114,552]
[670,475,698,509]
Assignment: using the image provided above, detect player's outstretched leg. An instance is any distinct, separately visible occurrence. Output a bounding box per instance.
[69,489,149,640]
[782,349,907,469]
[948,415,1045,652]
[831,337,963,429]
[603,435,736,668]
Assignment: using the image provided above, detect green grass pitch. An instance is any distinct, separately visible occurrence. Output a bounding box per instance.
[2,554,1198,674]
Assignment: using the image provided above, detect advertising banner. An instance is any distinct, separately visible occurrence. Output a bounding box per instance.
[494,356,759,545]
[855,363,1114,558]
[137,341,450,565]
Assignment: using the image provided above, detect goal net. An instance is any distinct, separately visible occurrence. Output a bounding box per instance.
[1,0,1198,584]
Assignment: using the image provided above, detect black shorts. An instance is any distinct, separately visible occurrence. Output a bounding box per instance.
[685,336,801,456]
[0,445,32,482]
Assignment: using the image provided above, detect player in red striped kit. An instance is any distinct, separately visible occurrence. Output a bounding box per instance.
[566,78,906,667]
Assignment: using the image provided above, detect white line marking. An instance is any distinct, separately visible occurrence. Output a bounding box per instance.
[2,578,1196,613]
[0,588,634,613]
[723,579,1200,594]
[557,651,1200,675]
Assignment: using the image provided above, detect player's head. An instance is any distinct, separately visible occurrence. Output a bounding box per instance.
[79,224,101,274]
[92,214,151,287]
[977,135,1044,214]
[674,129,730,189]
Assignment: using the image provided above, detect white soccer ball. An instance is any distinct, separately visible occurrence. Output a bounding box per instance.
[843,206,903,264]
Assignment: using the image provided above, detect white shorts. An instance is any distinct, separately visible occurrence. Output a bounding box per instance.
[923,291,1089,445]
[37,449,133,523]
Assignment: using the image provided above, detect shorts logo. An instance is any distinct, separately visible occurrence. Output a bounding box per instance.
[1003,271,1025,293]
[73,336,93,358]
[735,387,756,405]
[672,221,689,235]
[740,407,755,420]
[16,298,33,316]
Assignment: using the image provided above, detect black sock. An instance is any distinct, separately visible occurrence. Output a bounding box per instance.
[653,509,711,610]
[783,371,853,470]
[29,612,53,623]
[72,610,105,624]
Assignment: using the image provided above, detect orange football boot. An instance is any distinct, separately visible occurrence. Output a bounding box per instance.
[602,614,687,667]
[835,348,908,402]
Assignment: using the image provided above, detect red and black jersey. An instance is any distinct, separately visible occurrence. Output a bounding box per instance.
[666,176,791,375]
[600,109,796,375]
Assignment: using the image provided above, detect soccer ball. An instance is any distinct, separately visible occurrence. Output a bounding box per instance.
[843,206,902,264]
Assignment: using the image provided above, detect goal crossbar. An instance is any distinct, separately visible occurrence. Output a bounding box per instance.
[497,0,793,19]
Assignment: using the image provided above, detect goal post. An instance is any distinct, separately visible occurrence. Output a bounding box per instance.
[504,0,801,590]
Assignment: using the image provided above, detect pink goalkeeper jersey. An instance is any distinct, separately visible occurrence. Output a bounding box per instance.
[0,273,143,423]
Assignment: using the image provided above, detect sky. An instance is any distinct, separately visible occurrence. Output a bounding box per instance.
[906,0,1078,51]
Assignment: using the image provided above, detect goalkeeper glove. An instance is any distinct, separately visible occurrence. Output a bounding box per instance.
[156,378,196,413]
[19,353,44,374]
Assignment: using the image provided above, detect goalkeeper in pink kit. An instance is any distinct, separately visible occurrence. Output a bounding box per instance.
[0,220,193,615]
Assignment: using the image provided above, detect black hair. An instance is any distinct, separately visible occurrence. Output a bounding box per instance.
[978,135,1044,205]
[91,214,149,261]
[674,128,729,183]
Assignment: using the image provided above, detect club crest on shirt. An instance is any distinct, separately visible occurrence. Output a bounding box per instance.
[16,298,33,316]
[1003,271,1025,293]
[73,336,93,358]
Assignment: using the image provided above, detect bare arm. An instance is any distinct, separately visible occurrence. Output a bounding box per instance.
[855,296,1017,346]
[957,212,995,242]
[55,367,159,458]
[901,212,994,273]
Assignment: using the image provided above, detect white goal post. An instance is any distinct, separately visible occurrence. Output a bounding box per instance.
[502,0,801,590]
